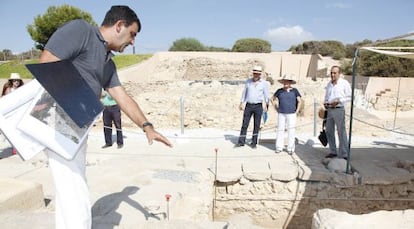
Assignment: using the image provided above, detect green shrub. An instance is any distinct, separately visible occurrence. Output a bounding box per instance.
[169,38,206,51]
[232,38,271,53]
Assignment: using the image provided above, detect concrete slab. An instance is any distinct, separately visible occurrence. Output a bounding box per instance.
[0,178,45,213]
[268,158,298,181]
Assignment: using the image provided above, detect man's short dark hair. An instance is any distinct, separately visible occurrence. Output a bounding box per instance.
[101,5,141,32]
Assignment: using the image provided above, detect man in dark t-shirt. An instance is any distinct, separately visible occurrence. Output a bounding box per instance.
[39,6,172,229]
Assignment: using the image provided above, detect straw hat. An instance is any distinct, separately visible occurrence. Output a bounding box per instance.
[278,74,296,84]
[9,73,21,80]
[252,66,263,74]
[318,107,326,119]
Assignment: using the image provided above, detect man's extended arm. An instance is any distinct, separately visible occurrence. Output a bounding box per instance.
[40,49,171,147]
[108,86,172,147]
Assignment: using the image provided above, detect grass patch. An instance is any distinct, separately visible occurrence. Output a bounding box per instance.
[0,60,39,79]
[0,54,152,79]
[113,54,152,69]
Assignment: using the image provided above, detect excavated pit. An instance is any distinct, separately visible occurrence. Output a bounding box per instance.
[213,177,414,228]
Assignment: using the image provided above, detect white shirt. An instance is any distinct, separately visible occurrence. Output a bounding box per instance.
[324,78,352,106]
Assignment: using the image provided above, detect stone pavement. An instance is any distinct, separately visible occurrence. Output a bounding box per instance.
[0,127,413,228]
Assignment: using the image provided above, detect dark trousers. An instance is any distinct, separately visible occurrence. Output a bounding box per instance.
[103,105,123,145]
[238,103,263,145]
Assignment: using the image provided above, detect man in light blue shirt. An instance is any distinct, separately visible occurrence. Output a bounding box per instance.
[236,66,269,148]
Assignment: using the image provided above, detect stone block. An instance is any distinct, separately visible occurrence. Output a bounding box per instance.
[312,208,414,229]
[216,159,243,183]
[0,178,45,213]
[268,159,298,181]
[242,160,271,181]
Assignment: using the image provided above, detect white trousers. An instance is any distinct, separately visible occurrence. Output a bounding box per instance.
[275,113,297,152]
[46,141,91,229]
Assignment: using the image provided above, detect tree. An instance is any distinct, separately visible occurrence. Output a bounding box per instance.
[345,39,372,58]
[1,49,13,61]
[169,38,206,51]
[358,39,414,77]
[290,40,346,59]
[27,4,96,50]
[231,38,271,53]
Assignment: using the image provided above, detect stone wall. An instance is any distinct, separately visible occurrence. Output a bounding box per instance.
[214,179,414,228]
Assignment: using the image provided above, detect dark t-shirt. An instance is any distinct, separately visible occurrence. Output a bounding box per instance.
[274,87,301,114]
[44,19,121,97]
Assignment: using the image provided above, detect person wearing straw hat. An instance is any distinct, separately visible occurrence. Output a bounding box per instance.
[271,74,302,154]
[2,73,24,96]
[235,65,270,148]
[1,73,24,155]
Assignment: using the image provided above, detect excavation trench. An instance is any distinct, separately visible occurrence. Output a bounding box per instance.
[212,178,414,228]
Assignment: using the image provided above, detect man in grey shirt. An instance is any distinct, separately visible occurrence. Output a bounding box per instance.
[39,5,172,229]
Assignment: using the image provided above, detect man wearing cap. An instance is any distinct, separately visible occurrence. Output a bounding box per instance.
[271,74,302,154]
[235,65,269,148]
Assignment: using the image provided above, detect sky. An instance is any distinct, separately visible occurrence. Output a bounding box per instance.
[1,0,413,54]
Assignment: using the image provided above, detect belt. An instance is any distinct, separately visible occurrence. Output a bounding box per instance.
[104,105,118,108]
[247,103,262,105]
[327,106,343,109]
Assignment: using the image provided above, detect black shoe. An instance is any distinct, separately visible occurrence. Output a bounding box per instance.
[249,143,257,149]
[101,144,112,149]
[325,153,337,158]
[117,144,123,149]
[234,143,245,148]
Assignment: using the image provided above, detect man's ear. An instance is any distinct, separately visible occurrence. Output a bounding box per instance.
[115,20,124,33]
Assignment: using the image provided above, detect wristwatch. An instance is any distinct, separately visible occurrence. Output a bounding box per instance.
[142,121,153,132]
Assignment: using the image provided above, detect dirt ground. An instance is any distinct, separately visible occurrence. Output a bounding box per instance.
[113,52,413,139]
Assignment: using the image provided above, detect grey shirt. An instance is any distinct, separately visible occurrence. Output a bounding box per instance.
[44,19,121,97]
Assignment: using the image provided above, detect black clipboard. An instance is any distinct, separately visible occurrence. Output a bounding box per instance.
[26,60,103,128]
